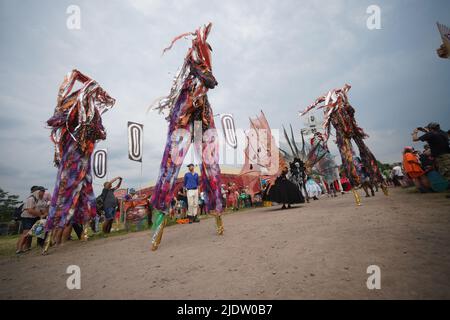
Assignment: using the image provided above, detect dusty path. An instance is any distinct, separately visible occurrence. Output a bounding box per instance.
[1,188,449,299]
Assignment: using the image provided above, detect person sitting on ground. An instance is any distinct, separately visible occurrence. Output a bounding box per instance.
[402,146,430,193]
[16,186,46,254]
[101,176,122,234]
[32,189,51,248]
[413,122,450,181]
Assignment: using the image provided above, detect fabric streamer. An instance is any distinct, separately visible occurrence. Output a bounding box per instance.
[93,149,107,179]
[128,121,144,162]
[45,69,115,235]
[149,23,223,250]
[436,22,450,59]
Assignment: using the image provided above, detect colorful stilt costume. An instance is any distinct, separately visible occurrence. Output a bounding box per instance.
[265,168,305,206]
[44,70,115,253]
[300,84,388,205]
[149,23,223,251]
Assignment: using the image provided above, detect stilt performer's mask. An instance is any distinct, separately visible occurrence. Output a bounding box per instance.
[163,23,218,90]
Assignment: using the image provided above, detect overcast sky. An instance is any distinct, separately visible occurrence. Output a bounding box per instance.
[0,0,449,199]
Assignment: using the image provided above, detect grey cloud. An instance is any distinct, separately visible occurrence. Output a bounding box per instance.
[1,0,449,199]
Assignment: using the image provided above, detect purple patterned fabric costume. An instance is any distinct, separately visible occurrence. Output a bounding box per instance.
[46,70,115,230]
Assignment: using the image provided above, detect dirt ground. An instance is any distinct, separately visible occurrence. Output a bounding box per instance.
[0,188,449,300]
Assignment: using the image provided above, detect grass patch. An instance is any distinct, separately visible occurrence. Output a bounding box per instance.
[0,234,20,257]
[0,207,258,257]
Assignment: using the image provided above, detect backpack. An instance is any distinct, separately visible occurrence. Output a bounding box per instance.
[13,203,24,221]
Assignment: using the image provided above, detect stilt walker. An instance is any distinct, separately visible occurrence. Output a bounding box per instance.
[149,23,224,251]
[44,70,116,254]
[300,84,388,205]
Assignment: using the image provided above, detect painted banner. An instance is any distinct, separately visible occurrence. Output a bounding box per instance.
[128,121,144,162]
[93,149,107,179]
[220,114,238,149]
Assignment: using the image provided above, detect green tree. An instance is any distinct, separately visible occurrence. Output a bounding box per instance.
[0,188,21,222]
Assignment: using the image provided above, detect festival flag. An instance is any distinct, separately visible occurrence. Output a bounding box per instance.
[93,149,107,179]
[128,121,144,162]
[220,114,238,149]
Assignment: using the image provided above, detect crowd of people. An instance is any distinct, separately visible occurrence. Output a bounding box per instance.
[13,165,259,254]
[12,122,449,254]
[381,122,450,194]
[401,122,450,193]
[170,165,254,223]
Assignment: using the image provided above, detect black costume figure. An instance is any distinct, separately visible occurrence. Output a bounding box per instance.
[288,157,310,203]
[265,167,305,209]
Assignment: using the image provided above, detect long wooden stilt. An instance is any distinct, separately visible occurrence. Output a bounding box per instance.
[352,189,362,206]
[381,184,389,196]
[42,229,54,255]
[151,216,167,251]
[82,224,89,241]
[215,215,224,235]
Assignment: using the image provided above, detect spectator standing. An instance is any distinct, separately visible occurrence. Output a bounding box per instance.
[101,177,122,233]
[413,122,450,181]
[184,164,200,224]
